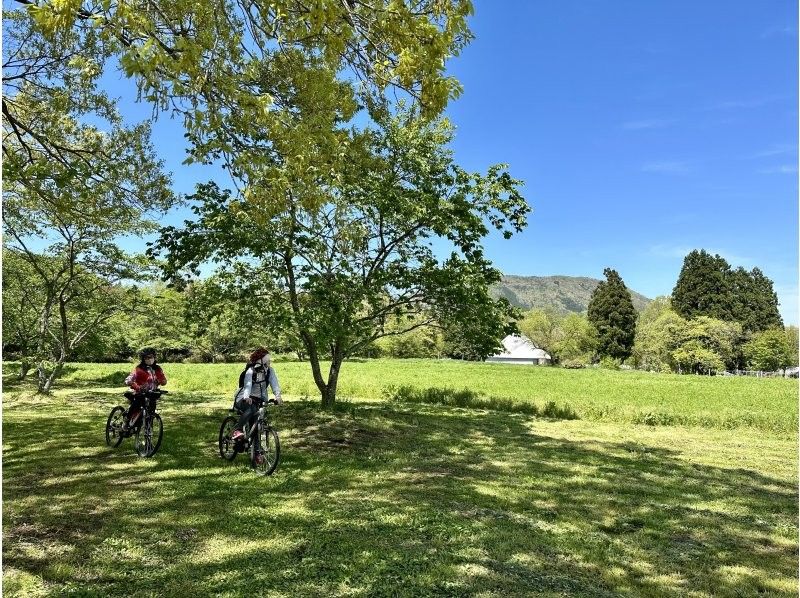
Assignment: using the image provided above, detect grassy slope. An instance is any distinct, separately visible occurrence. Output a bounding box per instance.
[3,361,798,597]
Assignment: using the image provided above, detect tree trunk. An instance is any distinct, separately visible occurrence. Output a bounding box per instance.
[17,359,31,380]
[37,352,66,394]
[321,357,342,409]
[40,362,64,394]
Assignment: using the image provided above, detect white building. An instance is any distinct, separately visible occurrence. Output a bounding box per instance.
[486,334,552,365]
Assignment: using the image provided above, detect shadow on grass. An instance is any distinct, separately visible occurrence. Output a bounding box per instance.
[1,365,129,394]
[3,394,797,597]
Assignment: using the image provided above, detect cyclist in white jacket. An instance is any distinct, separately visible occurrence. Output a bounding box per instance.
[232,347,282,442]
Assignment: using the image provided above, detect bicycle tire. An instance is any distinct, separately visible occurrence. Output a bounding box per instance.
[251,425,280,476]
[105,406,126,448]
[135,413,163,457]
[218,416,239,461]
[149,413,164,456]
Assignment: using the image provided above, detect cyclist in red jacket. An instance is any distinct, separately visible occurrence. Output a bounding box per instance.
[123,348,167,430]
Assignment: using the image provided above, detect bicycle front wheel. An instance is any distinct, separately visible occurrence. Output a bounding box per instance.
[105,406,126,448]
[135,413,163,457]
[251,425,280,476]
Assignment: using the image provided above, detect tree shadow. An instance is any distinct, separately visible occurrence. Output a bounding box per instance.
[3,398,797,597]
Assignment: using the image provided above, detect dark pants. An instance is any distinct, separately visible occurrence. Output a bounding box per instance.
[235,399,259,432]
[127,394,156,426]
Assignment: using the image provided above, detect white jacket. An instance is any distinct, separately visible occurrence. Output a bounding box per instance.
[235,365,281,403]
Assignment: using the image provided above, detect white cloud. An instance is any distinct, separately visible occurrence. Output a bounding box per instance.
[761,25,797,38]
[757,164,798,174]
[746,144,796,159]
[641,161,690,174]
[710,95,789,110]
[622,118,676,130]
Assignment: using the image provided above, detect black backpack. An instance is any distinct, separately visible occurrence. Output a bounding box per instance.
[233,363,270,408]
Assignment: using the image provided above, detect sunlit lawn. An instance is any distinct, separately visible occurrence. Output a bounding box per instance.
[3,360,797,596]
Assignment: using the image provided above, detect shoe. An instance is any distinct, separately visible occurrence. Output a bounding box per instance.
[231,430,245,441]
[255,454,265,465]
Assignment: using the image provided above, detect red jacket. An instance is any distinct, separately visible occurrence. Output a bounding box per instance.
[125,364,167,392]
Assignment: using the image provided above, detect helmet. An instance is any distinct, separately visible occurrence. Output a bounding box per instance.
[139,347,157,361]
[249,347,270,364]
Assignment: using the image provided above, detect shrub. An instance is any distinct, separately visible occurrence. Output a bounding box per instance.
[599,356,621,370]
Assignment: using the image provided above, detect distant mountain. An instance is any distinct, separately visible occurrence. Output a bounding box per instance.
[491,275,652,315]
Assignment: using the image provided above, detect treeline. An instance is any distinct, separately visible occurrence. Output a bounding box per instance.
[2,252,486,370]
[518,251,797,374]
[7,246,794,379]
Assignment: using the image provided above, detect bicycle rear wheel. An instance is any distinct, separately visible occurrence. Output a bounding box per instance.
[135,413,163,457]
[251,425,280,476]
[105,406,126,448]
[218,416,239,461]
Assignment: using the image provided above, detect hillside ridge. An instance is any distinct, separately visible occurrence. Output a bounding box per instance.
[492,274,652,314]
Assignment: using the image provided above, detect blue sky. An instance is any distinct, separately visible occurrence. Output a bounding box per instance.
[110,0,798,323]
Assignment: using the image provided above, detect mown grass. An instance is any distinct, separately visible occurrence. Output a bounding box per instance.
[3,361,798,596]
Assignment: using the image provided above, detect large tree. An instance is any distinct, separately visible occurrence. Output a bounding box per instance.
[587,268,637,361]
[672,250,782,333]
[23,0,476,197]
[742,329,793,373]
[730,266,783,333]
[3,8,112,185]
[517,308,563,362]
[154,112,527,406]
[3,9,173,392]
[631,298,687,372]
[2,249,43,379]
[672,250,735,321]
[557,313,598,363]
[672,316,742,374]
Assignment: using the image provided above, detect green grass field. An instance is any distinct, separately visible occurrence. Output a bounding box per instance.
[3,360,798,596]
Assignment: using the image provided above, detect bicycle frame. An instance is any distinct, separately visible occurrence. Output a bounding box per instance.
[129,391,162,426]
[242,406,266,444]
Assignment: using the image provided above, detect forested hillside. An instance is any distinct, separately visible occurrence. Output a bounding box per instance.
[492,275,651,314]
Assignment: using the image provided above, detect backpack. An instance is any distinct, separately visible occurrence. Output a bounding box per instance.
[232,363,270,409]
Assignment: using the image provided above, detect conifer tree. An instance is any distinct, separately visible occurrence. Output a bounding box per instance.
[673,250,782,332]
[672,250,734,321]
[587,268,637,360]
[731,267,783,333]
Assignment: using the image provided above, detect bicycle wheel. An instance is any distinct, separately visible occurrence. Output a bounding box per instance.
[251,424,280,476]
[105,406,126,448]
[135,413,163,457]
[218,416,239,461]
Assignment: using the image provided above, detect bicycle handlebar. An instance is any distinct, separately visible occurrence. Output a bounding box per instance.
[124,389,168,398]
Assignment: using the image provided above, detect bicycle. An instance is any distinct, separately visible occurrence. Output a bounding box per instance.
[218,397,280,475]
[105,389,167,457]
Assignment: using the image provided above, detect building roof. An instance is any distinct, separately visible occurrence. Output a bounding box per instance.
[491,334,551,360]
